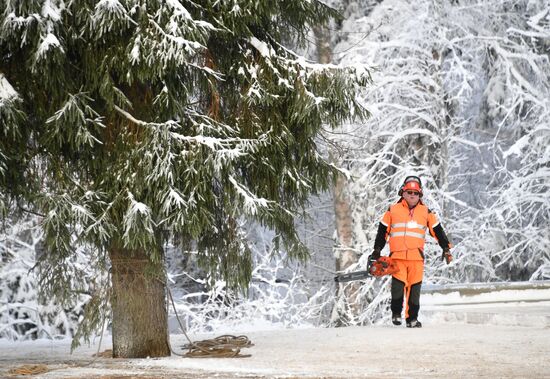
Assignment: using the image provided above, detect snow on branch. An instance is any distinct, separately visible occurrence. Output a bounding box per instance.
[249,37,274,58]
[167,237,333,334]
[164,0,218,33]
[149,18,205,56]
[376,102,439,128]
[244,35,370,111]
[229,176,272,216]
[114,105,268,164]
[0,73,19,103]
[46,93,105,148]
[526,7,550,35]
[41,0,62,21]
[1,12,40,46]
[90,0,136,38]
[34,32,63,63]
[0,73,25,137]
[122,191,155,248]
[0,216,102,341]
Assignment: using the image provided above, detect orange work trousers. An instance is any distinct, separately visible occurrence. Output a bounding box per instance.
[391,259,424,321]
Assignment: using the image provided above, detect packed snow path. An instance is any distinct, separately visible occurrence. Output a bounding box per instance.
[1,321,549,378]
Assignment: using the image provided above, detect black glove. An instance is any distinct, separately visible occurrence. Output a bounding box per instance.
[441,248,452,265]
[368,249,381,264]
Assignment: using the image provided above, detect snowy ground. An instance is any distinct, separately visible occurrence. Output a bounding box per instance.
[1,321,549,378]
[1,283,549,378]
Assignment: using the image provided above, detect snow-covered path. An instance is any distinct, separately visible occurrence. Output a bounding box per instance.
[1,321,549,378]
[2,283,549,378]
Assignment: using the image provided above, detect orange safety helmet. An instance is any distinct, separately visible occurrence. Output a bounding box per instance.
[369,256,400,277]
[398,175,423,197]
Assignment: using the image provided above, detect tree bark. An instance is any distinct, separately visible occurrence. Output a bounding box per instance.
[333,171,361,322]
[333,172,357,272]
[314,24,360,323]
[109,246,170,358]
[313,24,358,272]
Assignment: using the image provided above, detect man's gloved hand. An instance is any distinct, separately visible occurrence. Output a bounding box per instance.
[368,249,381,264]
[441,248,452,264]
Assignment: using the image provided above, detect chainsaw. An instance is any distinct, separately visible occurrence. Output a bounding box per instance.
[334,256,399,283]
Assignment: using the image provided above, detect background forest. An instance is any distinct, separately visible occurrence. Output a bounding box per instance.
[1,0,549,341]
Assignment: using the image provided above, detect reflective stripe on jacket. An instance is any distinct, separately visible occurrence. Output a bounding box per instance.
[381,200,438,260]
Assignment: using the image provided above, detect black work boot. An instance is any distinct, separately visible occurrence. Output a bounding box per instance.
[392,314,402,326]
[406,319,422,328]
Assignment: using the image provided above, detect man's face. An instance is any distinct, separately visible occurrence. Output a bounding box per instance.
[403,190,421,208]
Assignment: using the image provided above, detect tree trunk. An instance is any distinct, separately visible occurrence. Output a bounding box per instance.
[109,246,170,358]
[313,24,358,272]
[333,170,361,323]
[314,24,360,323]
[333,172,357,272]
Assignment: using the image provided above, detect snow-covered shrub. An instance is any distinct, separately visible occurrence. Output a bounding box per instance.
[166,225,334,333]
[0,215,106,341]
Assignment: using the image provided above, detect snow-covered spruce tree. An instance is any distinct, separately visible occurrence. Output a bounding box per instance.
[0,0,368,357]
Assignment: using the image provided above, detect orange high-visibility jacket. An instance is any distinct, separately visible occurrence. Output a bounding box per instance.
[380,200,439,261]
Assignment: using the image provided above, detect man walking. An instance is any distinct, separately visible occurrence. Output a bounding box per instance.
[370,176,452,328]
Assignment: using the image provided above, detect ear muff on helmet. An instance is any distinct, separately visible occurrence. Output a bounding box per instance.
[398,175,423,197]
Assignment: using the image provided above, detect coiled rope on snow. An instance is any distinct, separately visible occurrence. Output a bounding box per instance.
[167,286,253,358]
